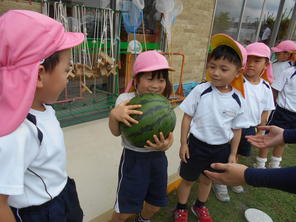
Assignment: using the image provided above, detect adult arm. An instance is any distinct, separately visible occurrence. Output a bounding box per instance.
[0,195,16,222]
[205,163,296,194]
[283,129,296,143]
[245,167,296,194]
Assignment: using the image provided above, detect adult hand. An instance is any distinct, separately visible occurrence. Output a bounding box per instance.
[204,163,247,186]
[245,125,284,148]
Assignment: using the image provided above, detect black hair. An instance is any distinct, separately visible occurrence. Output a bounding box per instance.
[210,45,242,68]
[42,51,61,72]
[135,69,172,98]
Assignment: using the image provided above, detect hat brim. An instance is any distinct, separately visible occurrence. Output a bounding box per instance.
[0,62,39,136]
[135,65,175,74]
[56,32,85,52]
[211,34,244,65]
[271,47,283,52]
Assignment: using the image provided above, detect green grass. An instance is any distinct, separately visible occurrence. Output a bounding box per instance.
[127,144,296,222]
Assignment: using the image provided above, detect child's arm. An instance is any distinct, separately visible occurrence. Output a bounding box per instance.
[179,113,192,163]
[256,111,269,135]
[229,128,242,163]
[109,100,142,136]
[0,194,16,222]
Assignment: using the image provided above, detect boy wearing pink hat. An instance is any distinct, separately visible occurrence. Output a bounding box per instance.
[257,45,296,169]
[238,42,275,174]
[109,50,174,222]
[0,10,84,222]
[272,40,296,82]
[174,34,249,222]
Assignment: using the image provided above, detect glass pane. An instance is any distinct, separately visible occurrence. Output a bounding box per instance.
[212,0,245,39]
[237,0,264,44]
[277,0,295,42]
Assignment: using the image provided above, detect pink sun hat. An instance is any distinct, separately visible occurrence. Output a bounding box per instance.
[271,40,296,52]
[246,42,273,83]
[125,50,174,92]
[0,10,84,136]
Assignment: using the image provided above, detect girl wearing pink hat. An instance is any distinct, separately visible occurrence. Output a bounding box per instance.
[109,50,174,222]
[272,40,296,82]
[257,47,296,169]
[0,10,84,222]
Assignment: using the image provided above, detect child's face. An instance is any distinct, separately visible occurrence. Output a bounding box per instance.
[245,56,267,78]
[135,72,166,94]
[276,51,291,62]
[207,58,240,88]
[39,49,71,104]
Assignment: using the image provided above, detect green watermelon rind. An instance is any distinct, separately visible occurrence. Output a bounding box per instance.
[119,93,176,147]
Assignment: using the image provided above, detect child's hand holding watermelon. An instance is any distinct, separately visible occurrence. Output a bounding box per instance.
[110,100,143,127]
[144,132,174,151]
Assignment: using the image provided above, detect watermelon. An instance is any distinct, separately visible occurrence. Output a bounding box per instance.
[120,93,176,147]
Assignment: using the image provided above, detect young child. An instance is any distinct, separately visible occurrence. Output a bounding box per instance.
[213,42,275,201]
[0,10,84,222]
[272,40,296,83]
[173,34,249,222]
[255,51,296,169]
[109,50,174,222]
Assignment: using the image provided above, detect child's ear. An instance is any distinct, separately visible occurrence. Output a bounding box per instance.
[236,67,244,78]
[36,65,46,88]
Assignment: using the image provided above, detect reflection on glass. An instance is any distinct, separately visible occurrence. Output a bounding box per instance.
[212,0,296,45]
[212,0,245,39]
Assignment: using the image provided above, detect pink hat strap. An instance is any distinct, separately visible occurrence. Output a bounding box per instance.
[125,79,134,93]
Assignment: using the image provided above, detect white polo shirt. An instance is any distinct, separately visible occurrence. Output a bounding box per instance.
[115,92,156,153]
[0,105,68,208]
[243,78,275,127]
[272,66,296,112]
[179,82,249,145]
[272,61,292,82]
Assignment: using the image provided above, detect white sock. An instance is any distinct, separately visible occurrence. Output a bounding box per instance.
[255,157,267,168]
[269,156,282,168]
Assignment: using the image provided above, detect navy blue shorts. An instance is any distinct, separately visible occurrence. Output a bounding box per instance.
[268,106,296,129]
[11,178,83,222]
[237,127,256,156]
[114,148,168,214]
[179,134,231,182]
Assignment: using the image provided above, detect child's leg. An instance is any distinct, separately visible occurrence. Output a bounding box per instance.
[177,179,195,204]
[269,144,285,168]
[139,203,160,220]
[111,212,132,222]
[197,174,212,202]
[191,174,213,221]
[255,148,268,168]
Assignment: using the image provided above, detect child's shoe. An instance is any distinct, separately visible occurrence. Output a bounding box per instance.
[173,209,188,222]
[191,206,213,222]
[134,214,151,222]
[212,184,230,202]
[231,185,244,193]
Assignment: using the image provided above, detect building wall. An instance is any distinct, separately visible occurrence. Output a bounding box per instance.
[169,0,215,84]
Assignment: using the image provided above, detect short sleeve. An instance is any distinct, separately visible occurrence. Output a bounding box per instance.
[272,68,290,91]
[115,93,135,106]
[264,85,276,111]
[179,84,203,117]
[0,128,26,195]
[232,96,250,129]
